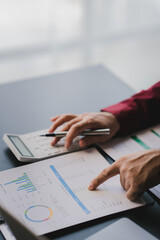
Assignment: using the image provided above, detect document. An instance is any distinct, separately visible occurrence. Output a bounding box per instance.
[99,124,160,161]
[0,148,147,236]
[0,223,16,240]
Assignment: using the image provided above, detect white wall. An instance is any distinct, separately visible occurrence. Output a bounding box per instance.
[0,0,160,91]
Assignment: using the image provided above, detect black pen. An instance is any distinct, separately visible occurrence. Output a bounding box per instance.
[40,129,110,137]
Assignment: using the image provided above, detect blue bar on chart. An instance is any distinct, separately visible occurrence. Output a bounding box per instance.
[50,165,90,215]
[4,173,37,193]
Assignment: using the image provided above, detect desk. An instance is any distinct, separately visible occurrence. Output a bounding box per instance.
[0,65,159,239]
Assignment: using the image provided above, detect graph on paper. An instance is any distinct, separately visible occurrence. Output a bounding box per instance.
[0,148,147,236]
[24,205,53,222]
[4,173,37,193]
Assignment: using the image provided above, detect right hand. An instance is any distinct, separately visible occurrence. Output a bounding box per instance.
[49,112,120,148]
[88,149,160,201]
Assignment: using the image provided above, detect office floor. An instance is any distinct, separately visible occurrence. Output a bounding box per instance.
[0,0,160,91]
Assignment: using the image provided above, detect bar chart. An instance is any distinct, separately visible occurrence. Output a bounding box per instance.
[4,172,37,193]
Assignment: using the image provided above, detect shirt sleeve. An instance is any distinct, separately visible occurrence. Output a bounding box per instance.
[102,81,160,136]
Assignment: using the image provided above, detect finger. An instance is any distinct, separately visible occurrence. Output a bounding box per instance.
[79,135,112,148]
[65,117,105,148]
[50,115,60,122]
[124,181,130,191]
[51,118,82,146]
[120,174,125,190]
[88,163,119,190]
[60,117,82,132]
[126,186,144,201]
[49,114,77,133]
[65,120,94,148]
[50,137,62,146]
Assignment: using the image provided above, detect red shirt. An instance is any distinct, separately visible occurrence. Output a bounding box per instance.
[102,81,160,136]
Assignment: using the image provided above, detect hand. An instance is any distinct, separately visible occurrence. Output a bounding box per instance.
[49,112,120,148]
[88,149,160,201]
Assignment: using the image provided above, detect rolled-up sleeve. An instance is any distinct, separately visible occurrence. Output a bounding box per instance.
[102,81,160,136]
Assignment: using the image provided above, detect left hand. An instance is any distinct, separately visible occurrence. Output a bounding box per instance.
[88,149,160,200]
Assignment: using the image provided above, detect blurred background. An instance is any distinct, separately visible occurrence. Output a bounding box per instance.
[0,0,160,91]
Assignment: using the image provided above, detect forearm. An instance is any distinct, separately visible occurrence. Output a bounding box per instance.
[102,81,160,136]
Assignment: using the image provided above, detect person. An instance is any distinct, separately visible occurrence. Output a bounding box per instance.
[49,81,160,201]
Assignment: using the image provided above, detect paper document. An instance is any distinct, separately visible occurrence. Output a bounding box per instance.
[0,223,16,240]
[99,124,160,161]
[0,148,147,236]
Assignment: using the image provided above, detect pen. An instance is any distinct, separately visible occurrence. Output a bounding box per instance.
[40,129,110,137]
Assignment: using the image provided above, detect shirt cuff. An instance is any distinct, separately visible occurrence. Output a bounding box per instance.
[101,100,140,136]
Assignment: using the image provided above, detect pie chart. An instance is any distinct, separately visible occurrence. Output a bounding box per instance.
[24,205,53,222]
